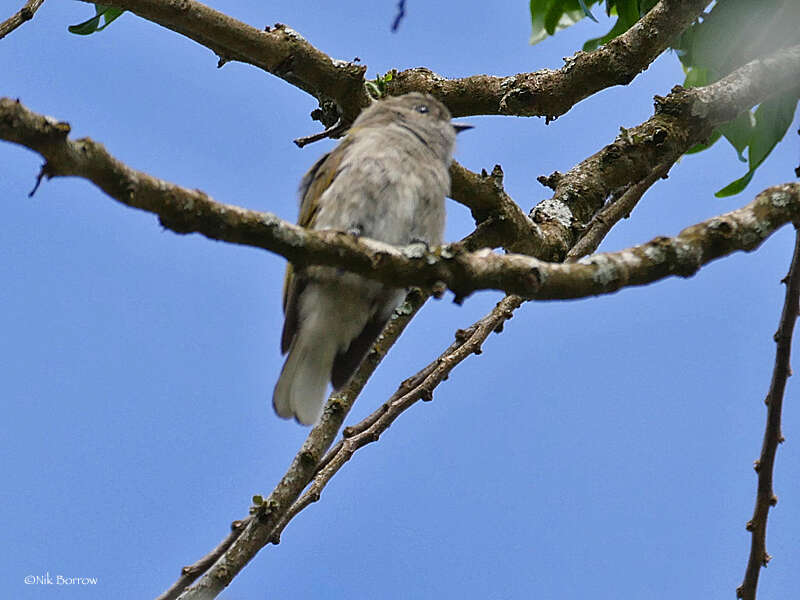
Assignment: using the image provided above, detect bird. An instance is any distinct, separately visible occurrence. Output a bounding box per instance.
[273,92,471,425]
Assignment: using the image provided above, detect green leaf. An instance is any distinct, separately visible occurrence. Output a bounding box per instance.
[682,66,708,89]
[719,111,756,162]
[68,14,103,35]
[366,70,397,99]
[715,171,755,198]
[578,0,599,23]
[638,0,659,15]
[530,0,599,45]
[676,1,800,191]
[715,92,799,197]
[685,130,722,155]
[748,94,797,168]
[676,0,800,78]
[69,4,124,35]
[582,0,640,51]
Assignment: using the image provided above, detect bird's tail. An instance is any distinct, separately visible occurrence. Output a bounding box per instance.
[272,326,337,426]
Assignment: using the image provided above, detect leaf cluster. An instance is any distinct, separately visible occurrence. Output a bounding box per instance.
[530,0,800,196]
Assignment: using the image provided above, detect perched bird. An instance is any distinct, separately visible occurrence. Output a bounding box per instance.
[273,92,470,425]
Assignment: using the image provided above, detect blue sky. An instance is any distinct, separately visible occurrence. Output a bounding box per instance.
[3,1,799,599]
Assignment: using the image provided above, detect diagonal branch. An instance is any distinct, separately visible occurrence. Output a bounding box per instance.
[565,161,673,262]
[161,290,429,600]
[0,0,44,40]
[156,517,252,600]
[737,229,800,600]
[4,39,800,600]
[532,44,800,261]
[269,294,523,545]
[388,0,712,119]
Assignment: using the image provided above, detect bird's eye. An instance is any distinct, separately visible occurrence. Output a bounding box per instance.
[414,104,429,114]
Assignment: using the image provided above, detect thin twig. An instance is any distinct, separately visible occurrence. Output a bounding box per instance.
[293,116,347,148]
[391,0,407,32]
[0,0,44,39]
[737,227,800,599]
[155,518,252,600]
[565,161,672,262]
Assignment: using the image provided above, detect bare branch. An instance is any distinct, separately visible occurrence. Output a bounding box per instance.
[737,229,800,600]
[533,44,800,261]
[5,40,800,600]
[270,294,522,544]
[85,0,709,122]
[160,179,799,597]
[565,161,672,262]
[450,162,543,255]
[155,518,252,600]
[388,0,712,119]
[166,291,428,600]
[44,15,797,272]
[171,182,800,598]
[292,116,347,148]
[4,98,800,301]
[0,0,44,39]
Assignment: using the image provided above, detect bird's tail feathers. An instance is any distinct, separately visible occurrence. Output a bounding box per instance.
[272,328,336,426]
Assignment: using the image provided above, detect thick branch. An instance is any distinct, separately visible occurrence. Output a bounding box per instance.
[533,44,800,261]
[83,0,708,122]
[388,0,711,119]
[5,37,799,598]
[0,0,44,39]
[737,229,800,600]
[3,99,800,301]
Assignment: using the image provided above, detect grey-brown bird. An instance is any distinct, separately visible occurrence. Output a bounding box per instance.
[273,93,470,425]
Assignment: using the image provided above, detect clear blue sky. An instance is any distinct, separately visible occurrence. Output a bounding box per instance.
[3,1,799,598]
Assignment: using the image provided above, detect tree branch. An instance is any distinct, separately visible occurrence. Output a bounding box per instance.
[565,161,672,262]
[164,290,429,600]
[5,36,799,600]
[84,0,709,122]
[0,0,44,39]
[269,293,523,545]
[155,517,252,600]
[3,99,800,301]
[387,0,712,119]
[450,162,544,255]
[533,44,800,261]
[737,229,800,600]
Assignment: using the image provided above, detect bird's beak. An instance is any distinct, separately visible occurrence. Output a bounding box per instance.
[453,123,474,134]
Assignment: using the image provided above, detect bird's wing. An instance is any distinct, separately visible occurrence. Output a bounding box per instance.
[280,142,351,353]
